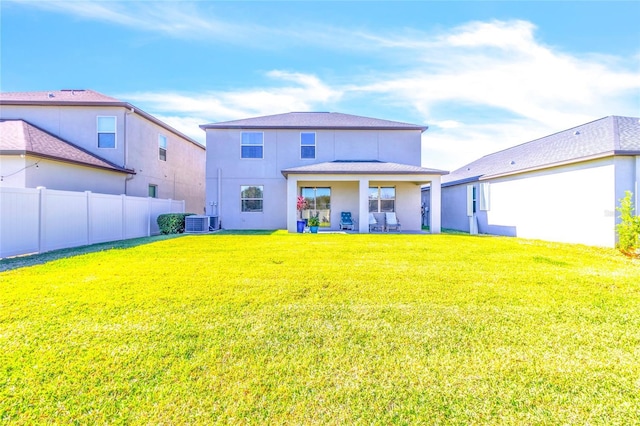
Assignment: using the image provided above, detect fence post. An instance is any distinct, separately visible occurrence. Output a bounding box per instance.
[121,194,127,240]
[147,197,151,237]
[37,186,46,254]
[86,191,92,246]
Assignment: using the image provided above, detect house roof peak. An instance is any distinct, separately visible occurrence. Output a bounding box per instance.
[0,89,121,103]
[200,111,428,131]
[0,89,204,149]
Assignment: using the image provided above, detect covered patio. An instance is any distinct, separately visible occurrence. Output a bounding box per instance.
[282,161,447,233]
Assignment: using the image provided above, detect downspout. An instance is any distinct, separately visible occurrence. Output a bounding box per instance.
[124,107,135,194]
[217,168,222,225]
[636,155,640,214]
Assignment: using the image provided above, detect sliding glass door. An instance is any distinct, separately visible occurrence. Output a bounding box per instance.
[301,187,331,227]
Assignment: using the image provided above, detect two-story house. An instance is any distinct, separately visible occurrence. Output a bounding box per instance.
[0,89,205,213]
[200,112,447,233]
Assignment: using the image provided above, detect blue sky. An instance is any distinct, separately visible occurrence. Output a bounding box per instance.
[2,1,639,170]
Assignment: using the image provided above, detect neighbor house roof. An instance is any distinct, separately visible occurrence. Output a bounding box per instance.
[0,119,133,174]
[442,115,640,186]
[0,89,204,149]
[200,112,428,131]
[282,160,447,177]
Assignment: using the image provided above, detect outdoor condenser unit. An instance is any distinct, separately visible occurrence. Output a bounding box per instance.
[185,215,210,233]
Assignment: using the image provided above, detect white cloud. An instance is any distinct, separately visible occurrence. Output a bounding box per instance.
[348,20,639,168]
[10,0,370,49]
[153,115,209,144]
[9,0,282,47]
[443,20,538,50]
[422,121,559,171]
[121,70,344,144]
[430,120,463,130]
[65,6,634,170]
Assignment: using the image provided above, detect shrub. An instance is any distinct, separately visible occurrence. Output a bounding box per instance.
[616,191,640,255]
[157,213,196,234]
[307,214,320,227]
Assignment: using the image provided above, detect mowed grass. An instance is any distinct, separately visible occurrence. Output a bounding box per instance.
[1,231,639,424]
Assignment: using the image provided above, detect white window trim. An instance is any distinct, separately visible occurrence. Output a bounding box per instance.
[240,132,264,159]
[97,116,117,149]
[369,186,396,213]
[240,184,264,213]
[300,132,316,160]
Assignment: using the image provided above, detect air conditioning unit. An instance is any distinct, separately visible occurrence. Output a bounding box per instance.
[185,215,210,233]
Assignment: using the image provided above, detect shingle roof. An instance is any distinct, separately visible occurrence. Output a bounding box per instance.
[200,112,428,131]
[0,119,133,174]
[443,115,640,185]
[0,90,204,149]
[0,89,122,104]
[282,160,447,177]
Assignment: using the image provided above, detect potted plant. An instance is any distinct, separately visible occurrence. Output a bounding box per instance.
[296,195,307,233]
[308,214,320,233]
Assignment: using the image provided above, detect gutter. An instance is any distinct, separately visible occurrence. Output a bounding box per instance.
[1,151,135,174]
[441,150,640,187]
[480,150,640,181]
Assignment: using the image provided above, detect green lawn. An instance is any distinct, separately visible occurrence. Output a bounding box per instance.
[1,231,639,424]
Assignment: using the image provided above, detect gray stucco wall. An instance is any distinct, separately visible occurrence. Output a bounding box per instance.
[206,127,424,230]
[432,157,637,247]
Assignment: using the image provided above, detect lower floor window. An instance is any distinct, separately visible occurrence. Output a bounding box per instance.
[301,187,331,227]
[241,185,263,212]
[148,184,157,198]
[369,186,395,212]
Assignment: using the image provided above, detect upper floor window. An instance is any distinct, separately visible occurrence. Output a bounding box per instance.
[158,135,167,161]
[301,132,316,159]
[241,132,263,159]
[97,116,116,148]
[369,186,395,212]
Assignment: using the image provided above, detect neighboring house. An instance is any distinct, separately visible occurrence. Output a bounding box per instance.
[200,112,447,233]
[422,116,640,247]
[1,119,133,193]
[0,89,206,213]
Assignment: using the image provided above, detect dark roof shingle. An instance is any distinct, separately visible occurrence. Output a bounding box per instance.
[200,112,427,131]
[0,89,122,104]
[0,119,133,174]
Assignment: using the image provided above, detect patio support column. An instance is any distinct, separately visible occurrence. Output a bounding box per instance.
[286,175,298,232]
[358,178,369,233]
[430,177,442,234]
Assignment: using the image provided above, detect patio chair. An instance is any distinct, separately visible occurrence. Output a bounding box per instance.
[385,212,401,232]
[339,211,356,230]
[369,212,383,232]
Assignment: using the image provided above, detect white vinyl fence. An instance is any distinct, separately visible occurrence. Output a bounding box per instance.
[0,187,185,258]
